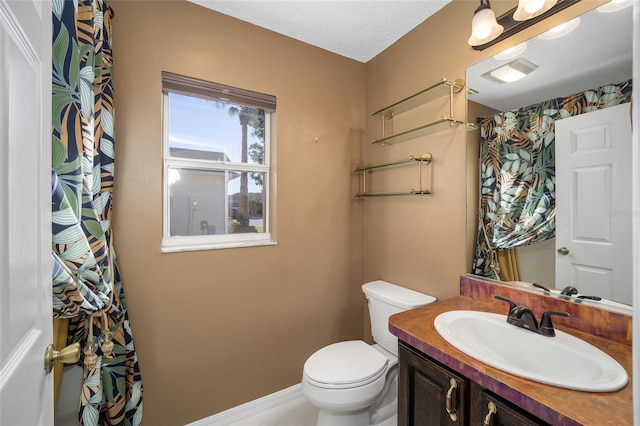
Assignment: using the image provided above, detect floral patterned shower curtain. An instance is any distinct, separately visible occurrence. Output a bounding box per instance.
[52,1,143,424]
[472,80,632,279]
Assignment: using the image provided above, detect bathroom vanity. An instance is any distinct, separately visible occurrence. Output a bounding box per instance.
[389,276,633,426]
[399,341,549,425]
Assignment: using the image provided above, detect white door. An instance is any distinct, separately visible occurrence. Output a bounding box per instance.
[555,103,632,304]
[0,0,53,425]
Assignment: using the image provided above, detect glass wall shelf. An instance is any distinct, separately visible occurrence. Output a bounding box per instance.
[372,117,463,146]
[353,154,431,172]
[372,78,464,118]
[354,190,431,198]
[371,78,465,146]
[353,154,432,198]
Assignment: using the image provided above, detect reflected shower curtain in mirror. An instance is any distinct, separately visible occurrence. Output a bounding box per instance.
[472,80,632,279]
[51,1,143,425]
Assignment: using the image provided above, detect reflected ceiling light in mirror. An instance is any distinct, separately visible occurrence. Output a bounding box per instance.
[481,58,538,84]
[514,0,558,21]
[597,0,633,13]
[537,17,580,39]
[493,42,527,61]
[470,0,580,51]
[468,0,504,47]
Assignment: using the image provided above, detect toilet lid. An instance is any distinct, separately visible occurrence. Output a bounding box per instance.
[304,341,388,387]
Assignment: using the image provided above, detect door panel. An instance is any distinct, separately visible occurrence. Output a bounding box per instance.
[0,1,52,424]
[555,103,632,304]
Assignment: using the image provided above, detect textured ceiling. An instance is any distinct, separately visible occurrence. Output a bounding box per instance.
[188,0,451,63]
[187,1,632,108]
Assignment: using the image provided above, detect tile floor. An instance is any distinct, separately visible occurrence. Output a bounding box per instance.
[224,394,397,426]
[225,393,319,426]
[225,395,397,426]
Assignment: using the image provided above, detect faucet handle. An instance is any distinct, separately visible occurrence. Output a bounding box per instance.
[494,295,517,314]
[539,311,570,337]
[560,286,578,296]
[577,295,602,301]
[532,282,551,292]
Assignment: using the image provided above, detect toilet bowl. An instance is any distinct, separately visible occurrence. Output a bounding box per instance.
[302,280,436,426]
[303,342,395,426]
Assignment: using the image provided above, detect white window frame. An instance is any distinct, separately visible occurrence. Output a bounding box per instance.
[161,72,276,252]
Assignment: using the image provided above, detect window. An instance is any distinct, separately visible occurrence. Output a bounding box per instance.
[161,72,276,251]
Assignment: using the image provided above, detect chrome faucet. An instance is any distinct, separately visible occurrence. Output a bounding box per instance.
[495,295,570,337]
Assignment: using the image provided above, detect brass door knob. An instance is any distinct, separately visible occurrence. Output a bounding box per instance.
[557,247,570,255]
[44,342,81,374]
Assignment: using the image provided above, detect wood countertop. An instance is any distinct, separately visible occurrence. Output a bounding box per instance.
[389,296,633,426]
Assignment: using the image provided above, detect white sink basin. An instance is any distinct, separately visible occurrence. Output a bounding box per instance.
[434,310,628,392]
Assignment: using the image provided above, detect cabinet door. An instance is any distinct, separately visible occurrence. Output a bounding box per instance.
[399,342,468,426]
[480,391,550,426]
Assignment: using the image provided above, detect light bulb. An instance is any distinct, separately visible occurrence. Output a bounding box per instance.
[475,25,492,41]
[468,2,504,47]
[537,17,580,40]
[525,0,545,14]
[597,0,633,12]
[549,22,567,33]
[493,42,527,61]
[473,8,497,41]
[513,0,557,21]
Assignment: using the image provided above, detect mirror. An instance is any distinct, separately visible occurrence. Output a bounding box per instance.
[466,3,633,313]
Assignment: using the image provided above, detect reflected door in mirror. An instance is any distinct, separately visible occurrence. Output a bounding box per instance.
[555,103,632,305]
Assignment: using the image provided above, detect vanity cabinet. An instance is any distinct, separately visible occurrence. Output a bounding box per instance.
[476,389,549,426]
[398,341,469,425]
[398,342,550,426]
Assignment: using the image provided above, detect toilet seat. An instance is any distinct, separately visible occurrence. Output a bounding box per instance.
[303,341,388,389]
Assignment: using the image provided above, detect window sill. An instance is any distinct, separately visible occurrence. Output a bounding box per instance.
[161,237,277,253]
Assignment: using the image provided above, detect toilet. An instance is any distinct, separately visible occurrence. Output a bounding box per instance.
[302,280,436,426]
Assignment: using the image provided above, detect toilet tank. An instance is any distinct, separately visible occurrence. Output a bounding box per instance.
[362,280,436,355]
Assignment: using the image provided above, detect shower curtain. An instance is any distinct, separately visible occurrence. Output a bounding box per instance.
[51,1,143,424]
[472,79,632,280]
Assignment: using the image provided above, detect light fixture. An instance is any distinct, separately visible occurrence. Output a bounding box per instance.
[493,42,527,61]
[468,0,504,47]
[470,0,580,51]
[597,0,633,13]
[481,58,538,84]
[537,17,580,40]
[513,0,558,21]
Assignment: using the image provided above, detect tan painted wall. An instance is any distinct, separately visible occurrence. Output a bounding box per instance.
[109,0,603,424]
[110,1,365,424]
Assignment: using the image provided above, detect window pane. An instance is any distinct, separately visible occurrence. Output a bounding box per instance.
[167,93,265,165]
[168,167,266,236]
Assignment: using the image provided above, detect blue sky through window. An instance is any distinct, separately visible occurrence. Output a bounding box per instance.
[168,93,263,165]
[168,93,265,193]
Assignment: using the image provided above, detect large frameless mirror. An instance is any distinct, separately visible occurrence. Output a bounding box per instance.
[466,2,633,314]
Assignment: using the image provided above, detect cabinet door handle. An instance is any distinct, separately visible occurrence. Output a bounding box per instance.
[445,378,458,421]
[483,401,497,425]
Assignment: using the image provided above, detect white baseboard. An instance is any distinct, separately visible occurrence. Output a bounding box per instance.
[186,384,304,426]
